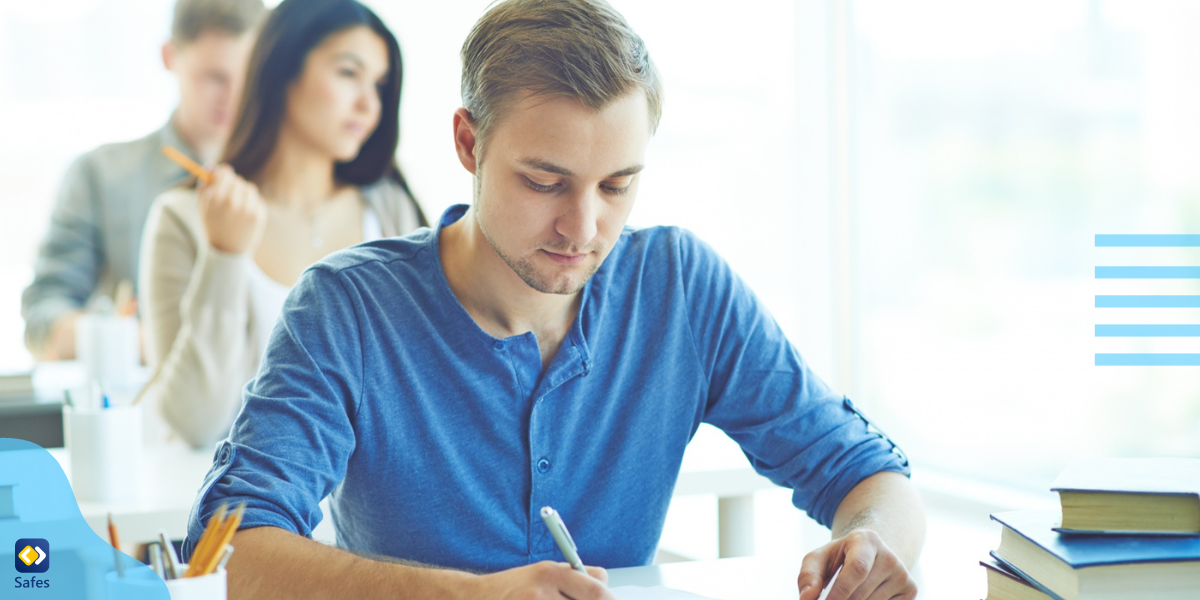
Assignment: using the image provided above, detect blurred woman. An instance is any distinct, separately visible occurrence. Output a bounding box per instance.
[139,0,426,448]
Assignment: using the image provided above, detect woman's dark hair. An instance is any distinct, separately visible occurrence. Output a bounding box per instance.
[222,0,413,195]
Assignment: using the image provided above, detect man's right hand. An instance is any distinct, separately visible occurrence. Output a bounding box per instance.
[468,561,613,600]
[198,164,267,255]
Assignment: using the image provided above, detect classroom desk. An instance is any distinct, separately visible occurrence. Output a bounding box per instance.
[49,424,779,557]
[49,442,210,552]
[610,556,801,600]
[608,555,979,600]
[50,428,992,599]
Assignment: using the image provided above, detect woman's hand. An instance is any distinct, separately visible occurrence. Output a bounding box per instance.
[198,164,268,255]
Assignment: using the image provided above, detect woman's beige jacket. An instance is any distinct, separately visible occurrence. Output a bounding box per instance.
[138,178,423,449]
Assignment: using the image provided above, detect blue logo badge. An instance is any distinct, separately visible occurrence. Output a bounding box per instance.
[15,539,49,573]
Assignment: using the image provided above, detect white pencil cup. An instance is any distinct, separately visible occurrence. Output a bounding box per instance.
[167,564,227,600]
[76,313,140,389]
[106,565,227,600]
[64,404,143,502]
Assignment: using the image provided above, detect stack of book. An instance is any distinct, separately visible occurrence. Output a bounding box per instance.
[982,457,1200,600]
[0,370,34,402]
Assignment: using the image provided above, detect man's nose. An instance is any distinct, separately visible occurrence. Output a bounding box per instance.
[556,190,599,248]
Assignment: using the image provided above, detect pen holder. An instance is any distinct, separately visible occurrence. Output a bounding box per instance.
[105,565,226,600]
[76,313,140,390]
[64,404,143,502]
[168,564,227,600]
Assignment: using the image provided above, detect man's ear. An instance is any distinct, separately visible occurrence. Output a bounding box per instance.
[453,108,480,176]
[161,40,176,72]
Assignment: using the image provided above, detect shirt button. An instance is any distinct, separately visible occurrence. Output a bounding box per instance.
[536,458,551,473]
[494,341,505,351]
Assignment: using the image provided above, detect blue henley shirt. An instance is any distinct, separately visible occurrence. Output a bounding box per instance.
[183,204,910,571]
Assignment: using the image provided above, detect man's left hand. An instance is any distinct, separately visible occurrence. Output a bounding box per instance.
[796,529,917,600]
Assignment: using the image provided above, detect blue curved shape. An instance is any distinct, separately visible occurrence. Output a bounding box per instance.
[0,438,169,599]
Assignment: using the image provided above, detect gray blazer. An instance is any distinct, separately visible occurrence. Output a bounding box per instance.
[21,119,197,354]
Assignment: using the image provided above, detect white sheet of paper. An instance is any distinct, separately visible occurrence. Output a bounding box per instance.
[610,585,719,600]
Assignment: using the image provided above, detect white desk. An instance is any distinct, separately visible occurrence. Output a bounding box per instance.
[50,424,777,557]
[609,555,981,600]
[49,442,214,552]
[50,431,989,599]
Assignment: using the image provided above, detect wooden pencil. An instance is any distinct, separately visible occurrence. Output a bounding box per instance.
[188,502,245,577]
[107,513,125,578]
[187,502,228,575]
[185,503,227,577]
[161,145,213,184]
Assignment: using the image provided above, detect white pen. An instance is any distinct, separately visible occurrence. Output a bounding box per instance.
[158,531,181,580]
[540,506,589,575]
[216,545,235,571]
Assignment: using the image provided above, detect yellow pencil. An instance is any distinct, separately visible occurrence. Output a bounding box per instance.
[188,502,245,577]
[185,503,227,577]
[161,145,213,184]
[188,502,228,575]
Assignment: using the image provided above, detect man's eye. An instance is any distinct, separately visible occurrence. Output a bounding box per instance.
[524,178,556,193]
[339,68,357,77]
[601,184,629,195]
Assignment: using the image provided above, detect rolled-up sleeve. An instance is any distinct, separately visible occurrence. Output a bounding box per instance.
[182,266,363,559]
[677,230,910,529]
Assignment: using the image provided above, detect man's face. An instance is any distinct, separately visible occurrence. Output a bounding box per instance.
[471,90,651,295]
[165,29,255,142]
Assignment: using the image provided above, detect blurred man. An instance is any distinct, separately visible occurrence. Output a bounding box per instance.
[21,0,265,360]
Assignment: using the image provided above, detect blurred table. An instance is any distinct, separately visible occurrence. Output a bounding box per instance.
[48,441,213,553]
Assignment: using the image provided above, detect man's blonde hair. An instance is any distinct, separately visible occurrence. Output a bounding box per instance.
[171,0,267,45]
[460,0,662,142]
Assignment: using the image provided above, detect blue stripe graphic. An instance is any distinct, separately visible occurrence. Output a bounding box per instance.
[1095,325,1200,337]
[1096,235,1200,247]
[1095,266,1200,278]
[1095,295,1200,308]
[1096,354,1200,366]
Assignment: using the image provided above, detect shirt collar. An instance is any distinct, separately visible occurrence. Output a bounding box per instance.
[431,203,595,374]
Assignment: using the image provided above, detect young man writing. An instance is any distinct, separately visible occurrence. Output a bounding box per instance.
[185,1,925,599]
[21,0,264,360]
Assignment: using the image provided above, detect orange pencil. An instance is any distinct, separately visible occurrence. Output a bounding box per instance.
[192,502,244,577]
[189,502,228,573]
[185,503,227,577]
[161,145,213,184]
[188,502,245,577]
[107,512,121,549]
[108,513,124,578]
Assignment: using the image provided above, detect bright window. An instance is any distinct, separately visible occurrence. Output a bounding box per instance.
[852,0,1200,488]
